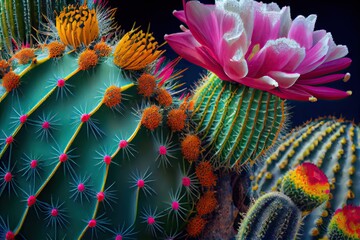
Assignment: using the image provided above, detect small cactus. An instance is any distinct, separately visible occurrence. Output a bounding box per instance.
[0,3,201,239]
[281,162,330,212]
[237,192,302,240]
[252,117,360,239]
[238,163,329,240]
[327,205,360,240]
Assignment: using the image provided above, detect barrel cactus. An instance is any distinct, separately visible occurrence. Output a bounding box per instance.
[238,163,330,240]
[252,117,360,239]
[0,2,203,239]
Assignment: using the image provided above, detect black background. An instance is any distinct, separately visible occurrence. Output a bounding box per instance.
[108,0,359,128]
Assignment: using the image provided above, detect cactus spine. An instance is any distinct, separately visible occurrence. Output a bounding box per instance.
[252,117,360,239]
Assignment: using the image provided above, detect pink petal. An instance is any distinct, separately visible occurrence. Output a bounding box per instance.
[267,71,300,88]
[296,85,351,100]
[248,38,305,76]
[220,0,254,47]
[237,76,278,91]
[297,73,346,85]
[184,1,249,79]
[154,56,166,75]
[326,45,348,62]
[312,30,327,45]
[269,86,313,101]
[251,3,290,47]
[300,58,352,79]
[223,58,249,81]
[173,10,187,24]
[295,33,330,74]
[165,31,230,81]
[288,15,317,49]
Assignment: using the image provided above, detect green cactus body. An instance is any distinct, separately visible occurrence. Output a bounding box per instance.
[0,0,76,57]
[191,73,286,168]
[252,118,360,239]
[0,44,199,239]
[237,192,301,240]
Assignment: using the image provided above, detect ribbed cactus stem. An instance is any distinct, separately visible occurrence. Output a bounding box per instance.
[191,73,286,168]
[237,192,301,240]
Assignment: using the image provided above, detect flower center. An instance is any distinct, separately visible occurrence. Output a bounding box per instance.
[56,4,99,48]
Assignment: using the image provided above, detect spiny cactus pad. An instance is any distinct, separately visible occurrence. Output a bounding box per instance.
[192,73,286,169]
[252,117,360,239]
[0,35,200,240]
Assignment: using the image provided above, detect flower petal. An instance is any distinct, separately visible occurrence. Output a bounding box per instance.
[248,38,305,76]
[173,10,187,24]
[288,14,317,49]
[297,73,346,85]
[251,2,292,47]
[267,71,300,88]
[296,85,351,100]
[295,33,330,74]
[165,31,230,81]
[300,58,352,79]
[269,86,313,101]
[237,76,278,90]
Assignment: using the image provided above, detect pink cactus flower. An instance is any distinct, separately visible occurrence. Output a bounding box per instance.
[165,0,352,101]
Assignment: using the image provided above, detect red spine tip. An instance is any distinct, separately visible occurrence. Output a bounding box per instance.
[57,79,65,87]
[4,172,12,182]
[97,192,105,202]
[59,153,68,163]
[5,136,14,145]
[182,177,191,187]
[27,195,36,207]
[51,208,58,217]
[19,114,28,123]
[88,219,97,228]
[137,179,145,188]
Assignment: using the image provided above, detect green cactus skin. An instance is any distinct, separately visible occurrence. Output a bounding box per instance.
[0,46,199,239]
[237,192,302,240]
[191,73,286,169]
[252,117,360,239]
[0,0,76,57]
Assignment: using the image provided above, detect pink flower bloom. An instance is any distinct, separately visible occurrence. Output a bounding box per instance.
[165,0,352,101]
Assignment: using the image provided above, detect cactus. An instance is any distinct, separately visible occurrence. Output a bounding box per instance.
[191,73,287,169]
[252,117,360,239]
[0,0,79,58]
[237,192,302,240]
[238,163,329,240]
[327,205,360,240]
[0,3,202,239]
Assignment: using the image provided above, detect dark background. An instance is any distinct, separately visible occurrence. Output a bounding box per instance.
[108,0,359,128]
